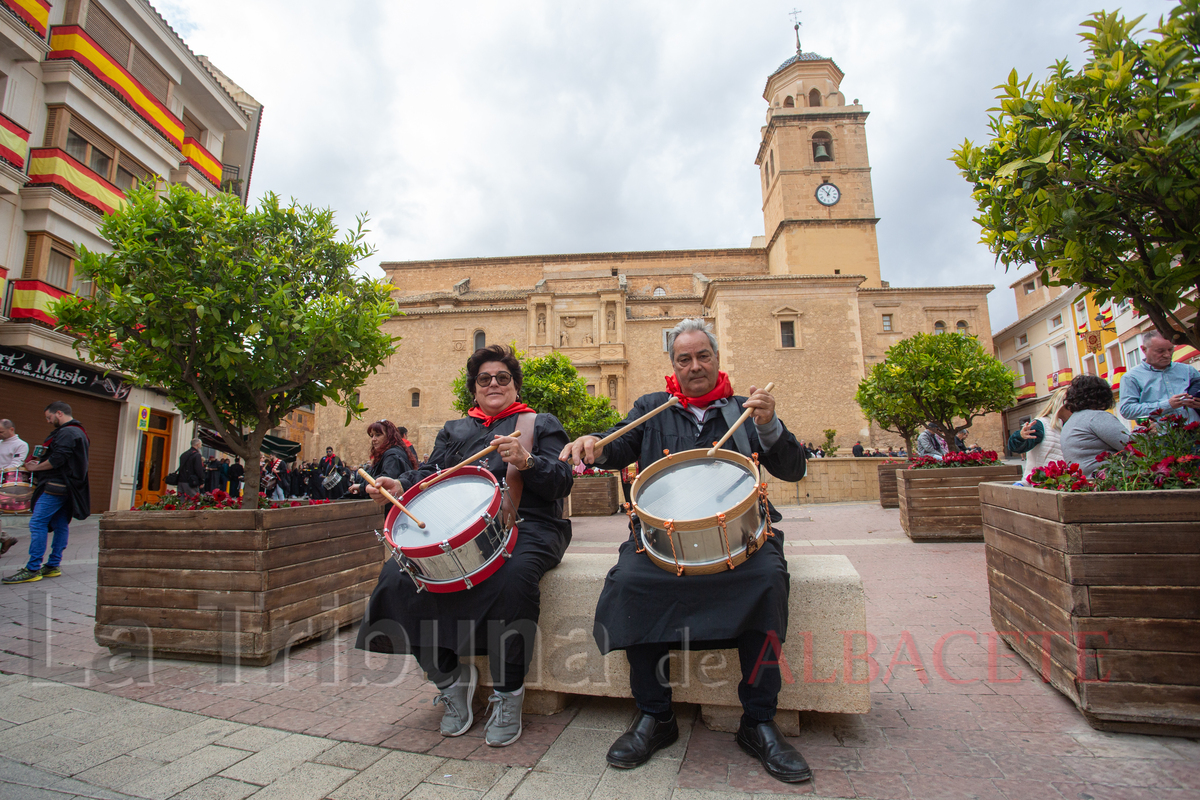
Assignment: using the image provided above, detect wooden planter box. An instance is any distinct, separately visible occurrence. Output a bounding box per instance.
[95,501,385,666]
[568,473,621,516]
[898,463,1022,541]
[877,462,902,508]
[981,483,1200,736]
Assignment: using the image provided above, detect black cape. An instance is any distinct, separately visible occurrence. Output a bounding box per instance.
[588,392,806,653]
[32,420,91,521]
[355,413,573,663]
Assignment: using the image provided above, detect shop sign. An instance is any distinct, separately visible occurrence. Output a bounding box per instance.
[0,344,132,400]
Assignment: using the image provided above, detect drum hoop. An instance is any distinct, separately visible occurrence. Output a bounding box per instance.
[631,448,761,532]
[385,465,503,556]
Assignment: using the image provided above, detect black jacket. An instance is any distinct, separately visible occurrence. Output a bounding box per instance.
[178,448,205,486]
[33,419,91,520]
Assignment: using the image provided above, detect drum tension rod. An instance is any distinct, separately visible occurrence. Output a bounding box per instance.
[664,519,683,577]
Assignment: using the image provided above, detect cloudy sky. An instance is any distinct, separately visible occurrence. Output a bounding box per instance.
[156,0,1175,333]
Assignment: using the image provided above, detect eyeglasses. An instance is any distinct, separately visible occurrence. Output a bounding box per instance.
[474,372,513,387]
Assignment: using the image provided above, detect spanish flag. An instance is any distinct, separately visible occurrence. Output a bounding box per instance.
[2,0,50,37]
[0,113,30,169]
[27,148,126,215]
[1016,382,1037,401]
[10,280,68,326]
[1174,344,1200,364]
[1099,303,1114,326]
[1110,366,1126,390]
[48,27,184,149]
[182,137,221,187]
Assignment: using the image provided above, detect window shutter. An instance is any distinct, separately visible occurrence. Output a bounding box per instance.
[84,4,133,68]
[42,107,64,148]
[130,47,170,104]
[22,233,40,279]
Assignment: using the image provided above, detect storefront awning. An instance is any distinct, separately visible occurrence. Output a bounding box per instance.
[198,427,302,462]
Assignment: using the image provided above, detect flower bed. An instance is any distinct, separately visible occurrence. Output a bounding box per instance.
[897,456,1021,541]
[95,500,383,666]
[135,489,335,511]
[907,449,1002,469]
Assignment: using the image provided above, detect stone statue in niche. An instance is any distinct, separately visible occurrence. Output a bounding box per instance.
[537,313,546,334]
[559,330,569,347]
[607,310,616,330]
[608,377,617,398]
[562,316,576,328]
[582,332,593,345]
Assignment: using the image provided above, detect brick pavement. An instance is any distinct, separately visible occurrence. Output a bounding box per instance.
[0,502,1197,798]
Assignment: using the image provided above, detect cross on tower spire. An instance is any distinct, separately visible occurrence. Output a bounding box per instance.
[789,8,802,54]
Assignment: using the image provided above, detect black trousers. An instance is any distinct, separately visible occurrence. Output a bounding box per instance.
[414,646,526,693]
[625,630,783,721]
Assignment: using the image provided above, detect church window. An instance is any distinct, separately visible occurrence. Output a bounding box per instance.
[653,287,666,297]
[934,320,946,334]
[809,88,822,107]
[812,132,833,162]
[769,150,775,178]
[783,96,794,108]
[474,330,485,350]
[780,320,796,348]
[411,391,420,407]
[882,314,893,332]
[956,320,969,334]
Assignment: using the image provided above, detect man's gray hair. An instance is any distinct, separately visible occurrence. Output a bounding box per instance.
[191,438,202,448]
[666,318,718,358]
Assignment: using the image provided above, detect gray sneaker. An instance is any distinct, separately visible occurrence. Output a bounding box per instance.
[432,664,477,737]
[484,689,524,747]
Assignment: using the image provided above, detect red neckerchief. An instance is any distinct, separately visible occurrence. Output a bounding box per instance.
[664,371,733,409]
[468,401,533,427]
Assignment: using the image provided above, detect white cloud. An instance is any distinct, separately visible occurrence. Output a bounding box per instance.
[155,0,1177,331]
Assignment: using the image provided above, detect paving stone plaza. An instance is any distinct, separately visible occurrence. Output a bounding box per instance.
[0,502,1197,799]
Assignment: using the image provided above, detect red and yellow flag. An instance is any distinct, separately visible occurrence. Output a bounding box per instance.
[27,148,126,215]
[1174,344,1200,364]
[10,280,69,326]
[182,137,221,187]
[1110,366,1126,390]
[1015,382,1037,401]
[48,26,184,149]
[0,113,30,169]
[2,0,50,37]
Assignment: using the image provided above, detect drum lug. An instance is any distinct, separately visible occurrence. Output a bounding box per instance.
[463,576,473,589]
[440,541,453,554]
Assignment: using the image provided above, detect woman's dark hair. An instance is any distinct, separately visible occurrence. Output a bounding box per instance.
[465,344,523,400]
[1065,374,1114,412]
[366,419,406,461]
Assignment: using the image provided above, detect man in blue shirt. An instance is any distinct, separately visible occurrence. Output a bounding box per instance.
[1118,333,1200,424]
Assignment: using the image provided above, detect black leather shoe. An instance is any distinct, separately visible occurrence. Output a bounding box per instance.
[606,712,679,769]
[735,719,812,783]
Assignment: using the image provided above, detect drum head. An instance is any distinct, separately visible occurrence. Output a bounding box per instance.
[635,456,756,523]
[391,473,497,551]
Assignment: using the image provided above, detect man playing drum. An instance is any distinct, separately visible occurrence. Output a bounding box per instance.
[357,345,574,747]
[0,419,28,552]
[560,317,812,784]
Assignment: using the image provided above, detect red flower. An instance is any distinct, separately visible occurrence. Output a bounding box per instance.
[1185,422,1200,432]
[290,500,301,507]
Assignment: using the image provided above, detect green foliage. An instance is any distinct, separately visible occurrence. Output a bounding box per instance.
[821,429,839,456]
[54,183,397,508]
[953,0,1200,349]
[869,333,1017,453]
[856,361,927,455]
[451,347,621,440]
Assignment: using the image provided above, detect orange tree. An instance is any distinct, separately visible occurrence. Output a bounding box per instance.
[55,184,397,508]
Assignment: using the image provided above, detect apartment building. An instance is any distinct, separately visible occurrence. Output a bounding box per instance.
[0,0,261,510]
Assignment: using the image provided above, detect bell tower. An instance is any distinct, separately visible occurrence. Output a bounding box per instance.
[755,49,882,287]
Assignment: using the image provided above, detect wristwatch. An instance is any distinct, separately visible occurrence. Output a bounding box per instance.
[520,454,535,471]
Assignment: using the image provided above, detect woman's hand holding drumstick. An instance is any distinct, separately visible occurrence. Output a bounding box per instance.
[358,469,426,529]
[558,396,680,467]
[707,382,775,456]
[417,431,522,491]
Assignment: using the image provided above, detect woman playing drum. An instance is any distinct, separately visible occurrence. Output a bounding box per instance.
[347,420,412,499]
[356,344,574,747]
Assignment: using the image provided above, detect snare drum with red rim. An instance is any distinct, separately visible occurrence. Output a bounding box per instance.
[0,469,32,513]
[381,465,516,593]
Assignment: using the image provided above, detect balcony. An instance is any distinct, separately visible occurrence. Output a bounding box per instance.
[8,279,69,326]
[27,147,126,215]
[1,0,48,38]
[1015,381,1037,402]
[1046,368,1073,391]
[46,25,184,150]
[0,111,30,170]
[181,137,221,188]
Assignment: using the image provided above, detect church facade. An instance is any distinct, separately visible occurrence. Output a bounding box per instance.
[314,50,1001,465]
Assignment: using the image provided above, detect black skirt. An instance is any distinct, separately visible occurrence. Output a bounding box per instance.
[592,526,790,653]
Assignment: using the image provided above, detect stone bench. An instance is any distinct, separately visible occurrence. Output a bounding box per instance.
[470,553,869,734]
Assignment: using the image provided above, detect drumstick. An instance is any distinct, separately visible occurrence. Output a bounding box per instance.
[707,382,775,456]
[586,397,681,460]
[357,469,426,529]
[417,431,522,490]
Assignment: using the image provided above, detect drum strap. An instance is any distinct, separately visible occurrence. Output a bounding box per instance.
[501,412,537,528]
[718,401,753,456]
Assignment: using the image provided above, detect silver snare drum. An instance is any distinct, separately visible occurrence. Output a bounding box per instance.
[380,465,516,593]
[631,448,768,576]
